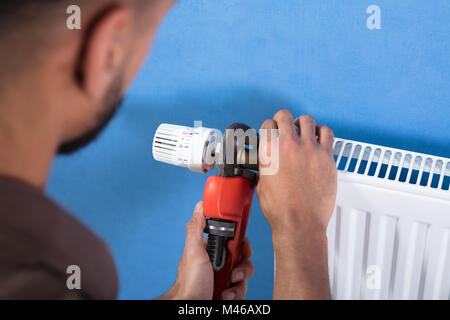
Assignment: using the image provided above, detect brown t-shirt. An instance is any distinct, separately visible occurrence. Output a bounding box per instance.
[0,175,118,299]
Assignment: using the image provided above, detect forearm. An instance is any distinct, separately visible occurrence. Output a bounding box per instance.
[272,229,331,300]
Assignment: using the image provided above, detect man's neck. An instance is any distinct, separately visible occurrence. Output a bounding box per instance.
[0,137,56,190]
[0,96,60,190]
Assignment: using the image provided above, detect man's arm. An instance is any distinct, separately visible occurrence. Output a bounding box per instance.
[257,110,337,299]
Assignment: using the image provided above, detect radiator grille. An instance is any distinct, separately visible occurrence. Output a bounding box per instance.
[333,139,450,191]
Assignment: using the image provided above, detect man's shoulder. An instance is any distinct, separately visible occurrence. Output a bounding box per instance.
[0,175,118,300]
[0,263,86,300]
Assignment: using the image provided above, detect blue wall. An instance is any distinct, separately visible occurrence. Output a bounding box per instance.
[48,0,450,299]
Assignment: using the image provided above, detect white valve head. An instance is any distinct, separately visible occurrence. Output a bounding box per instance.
[152,123,222,173]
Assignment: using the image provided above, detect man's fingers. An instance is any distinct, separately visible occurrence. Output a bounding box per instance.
[185,201,205,251]
[296,115,316,141]
[273,110,297,140]
[260,119,278,148]
[231,259,255,283]
[317,125,334,153]
[259,119,278,171]
[222,280,248,300]
[260,119,278,131]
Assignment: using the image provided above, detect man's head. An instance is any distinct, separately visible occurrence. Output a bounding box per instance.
[0,0,174,155]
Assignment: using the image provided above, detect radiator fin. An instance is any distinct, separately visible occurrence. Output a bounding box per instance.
[391,221,430,299]
[363,214,398,300]
[334,207,368,299]
[422,228,450,299]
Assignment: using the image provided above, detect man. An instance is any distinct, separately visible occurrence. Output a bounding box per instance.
[0,0,336,299]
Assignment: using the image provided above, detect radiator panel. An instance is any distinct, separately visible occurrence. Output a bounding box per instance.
[294,138,450,300]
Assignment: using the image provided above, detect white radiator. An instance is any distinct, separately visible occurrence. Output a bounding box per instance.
[327,139,450,300]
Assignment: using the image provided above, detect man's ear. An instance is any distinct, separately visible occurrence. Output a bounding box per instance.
[80,7,132,102]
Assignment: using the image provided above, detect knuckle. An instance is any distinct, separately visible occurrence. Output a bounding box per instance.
[281,134,298,145]
[281,137,299,152]
[322,125,334,137]
[319,150,336,167]
[318,147,331,159]
[300,114,315,124]
[301,138,316,150]
[261,119,274,129]
[260,119,269,130]
[186,219,195,232]
[274,109,292,120]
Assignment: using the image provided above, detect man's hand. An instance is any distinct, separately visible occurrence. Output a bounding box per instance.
[158,202,254,300]
[257,110,337,299]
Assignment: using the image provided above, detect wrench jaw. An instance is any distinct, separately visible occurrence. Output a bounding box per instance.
[216,123,259,182]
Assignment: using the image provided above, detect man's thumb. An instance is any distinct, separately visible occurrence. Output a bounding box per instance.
[185,201,205,249]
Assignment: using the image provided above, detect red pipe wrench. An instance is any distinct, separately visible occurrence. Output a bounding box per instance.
[203,175,256,299]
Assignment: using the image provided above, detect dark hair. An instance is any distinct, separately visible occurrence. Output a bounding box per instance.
[0,1,66,30]
[0,0,155,85]
[0,1,73,82]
